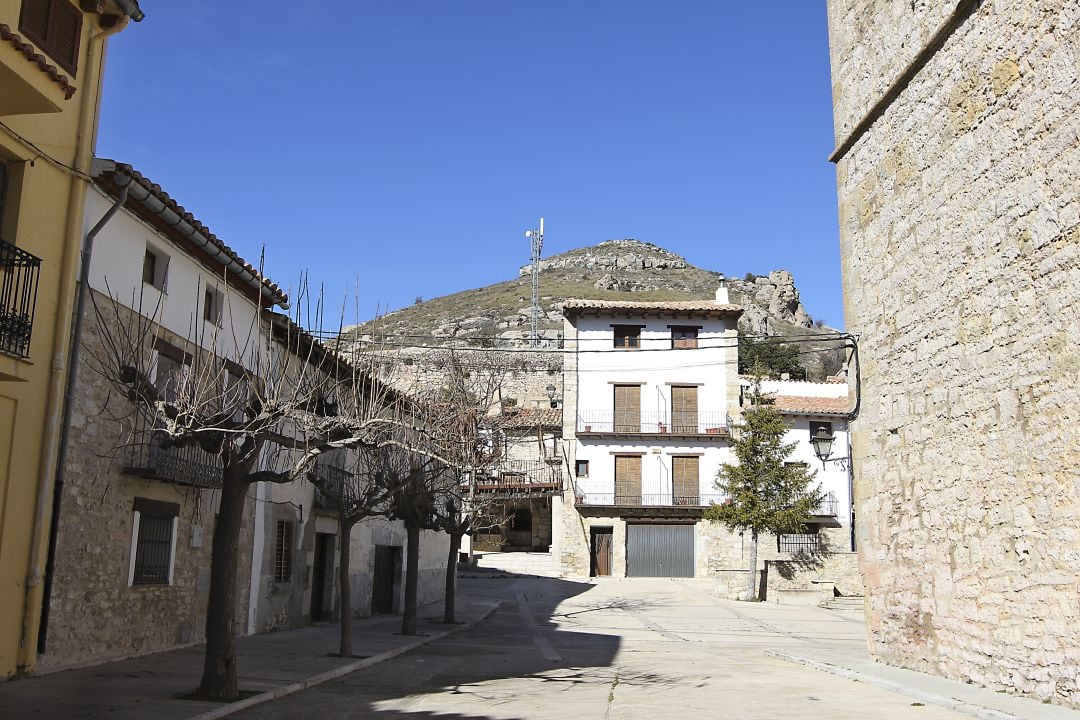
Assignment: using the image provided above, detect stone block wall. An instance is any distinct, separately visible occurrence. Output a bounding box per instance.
[827,0,1079,706]
[44,298,256,669]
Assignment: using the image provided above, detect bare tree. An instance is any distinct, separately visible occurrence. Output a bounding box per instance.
[84,282,443,702]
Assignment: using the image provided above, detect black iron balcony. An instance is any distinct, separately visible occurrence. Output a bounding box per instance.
[311,463,352,510]
[125,436,223,489]
[577,410,730,437]
[813,492,839,517]
[0,239,41,358]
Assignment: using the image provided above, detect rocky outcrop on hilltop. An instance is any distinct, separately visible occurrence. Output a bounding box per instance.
[349,239,842,379]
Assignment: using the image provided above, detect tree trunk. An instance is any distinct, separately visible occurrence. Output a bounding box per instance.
[196,470,250,701]
[401,521,420,635]
[745,530,759,601]
[338,514,354,658]
[443,530,462,624]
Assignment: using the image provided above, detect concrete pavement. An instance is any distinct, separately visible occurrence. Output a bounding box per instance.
[4,576,1078,719]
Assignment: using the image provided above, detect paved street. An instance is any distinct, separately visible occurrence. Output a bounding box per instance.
[232,577,972,720]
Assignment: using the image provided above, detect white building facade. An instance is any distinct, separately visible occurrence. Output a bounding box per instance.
[557,288,860,601]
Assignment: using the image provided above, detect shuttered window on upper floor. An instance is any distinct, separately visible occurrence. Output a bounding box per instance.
[19,0,83,77]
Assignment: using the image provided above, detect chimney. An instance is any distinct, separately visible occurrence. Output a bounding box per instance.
[714,275,729,304]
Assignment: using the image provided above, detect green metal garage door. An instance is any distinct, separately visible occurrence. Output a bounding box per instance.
[626,523,695,577]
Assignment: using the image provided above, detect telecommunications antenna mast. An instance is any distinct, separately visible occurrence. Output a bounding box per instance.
[524,218,544,347]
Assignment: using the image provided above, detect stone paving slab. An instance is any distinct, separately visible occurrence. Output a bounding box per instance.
[0,595,498,720]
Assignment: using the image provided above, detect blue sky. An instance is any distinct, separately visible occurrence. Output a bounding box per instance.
[96,2,843,329]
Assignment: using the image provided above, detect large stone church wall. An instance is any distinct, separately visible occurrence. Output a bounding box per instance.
[826,0,1079,706]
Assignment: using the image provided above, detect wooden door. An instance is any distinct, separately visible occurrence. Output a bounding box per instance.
[591,528,613,577]
[613,384,641,432]
[671,385,698,433]
[614,455,641,505]
[672,456,700,505]
[310,533,336,621]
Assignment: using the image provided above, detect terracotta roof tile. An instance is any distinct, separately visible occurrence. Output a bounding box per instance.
[771,395,850,416]
[93,161,289,309]
[494,407,563,429]
[0,24,76,99]
[562,299,742,317]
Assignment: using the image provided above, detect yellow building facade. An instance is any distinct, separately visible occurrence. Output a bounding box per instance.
[0,0,140,677]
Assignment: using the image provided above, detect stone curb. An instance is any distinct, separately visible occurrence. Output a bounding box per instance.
[189,601,502,720]
[765,650,1020,720]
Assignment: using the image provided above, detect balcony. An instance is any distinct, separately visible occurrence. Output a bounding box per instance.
[125,437,223,489]
[577,493,726,508]
[577,410,730,438]
[311,463,352,511]
[813,492,839,518]
[0,239,41,359]
[469,459,563,497]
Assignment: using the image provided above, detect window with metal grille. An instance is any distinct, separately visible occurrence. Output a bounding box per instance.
[669,326,699,349]
[130,498,178,586]
[777,529,820,554]
[274,520,294,582]
[19,0,83,76]
[612,325,641,349]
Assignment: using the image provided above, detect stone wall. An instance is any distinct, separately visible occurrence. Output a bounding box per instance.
[43,297,256,670]
[827,0,1079,706]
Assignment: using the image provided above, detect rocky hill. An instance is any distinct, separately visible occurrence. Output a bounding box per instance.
[347,239,844,379]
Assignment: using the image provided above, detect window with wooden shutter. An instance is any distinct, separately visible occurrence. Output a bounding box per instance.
[613,384,640,433]
[19,0,83,76]
[614,455,641,506]
[670,326,699,349]
[612,325,641,349]
[274,520,294,582]
[670,385,698,433]
[671,456,699,506]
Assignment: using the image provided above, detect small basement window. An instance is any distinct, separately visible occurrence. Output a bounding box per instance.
[612,325,641,349]
[143,246,169,290]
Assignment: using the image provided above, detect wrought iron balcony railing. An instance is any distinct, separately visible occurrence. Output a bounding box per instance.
[814,492,839,517]
[125,436,223,489]
[0,239,41,358]
[576,493,727,507]
[577,410,730,436]
[311,463,352,510]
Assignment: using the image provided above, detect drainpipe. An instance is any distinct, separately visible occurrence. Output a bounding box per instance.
[21,11,135,667]
[37,178,130,654]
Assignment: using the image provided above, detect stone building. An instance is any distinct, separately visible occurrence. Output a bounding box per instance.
[826,0,1079,706]
[557,286,857,598]
[40,162,446,671]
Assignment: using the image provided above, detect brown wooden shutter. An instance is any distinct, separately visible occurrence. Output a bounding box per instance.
[672,456,699,505]
[671,385,698,433]
[19,0,82,76]
[614,455,641,505]
[20,0,51,42]
[613,384,640,432]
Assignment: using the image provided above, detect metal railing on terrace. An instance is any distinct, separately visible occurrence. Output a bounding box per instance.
[125,435,223,489]
[814,492,839,517]
[0,239,41,358]
[576,493,726,507]
[577,410,730,435]
[471,458,563,494]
